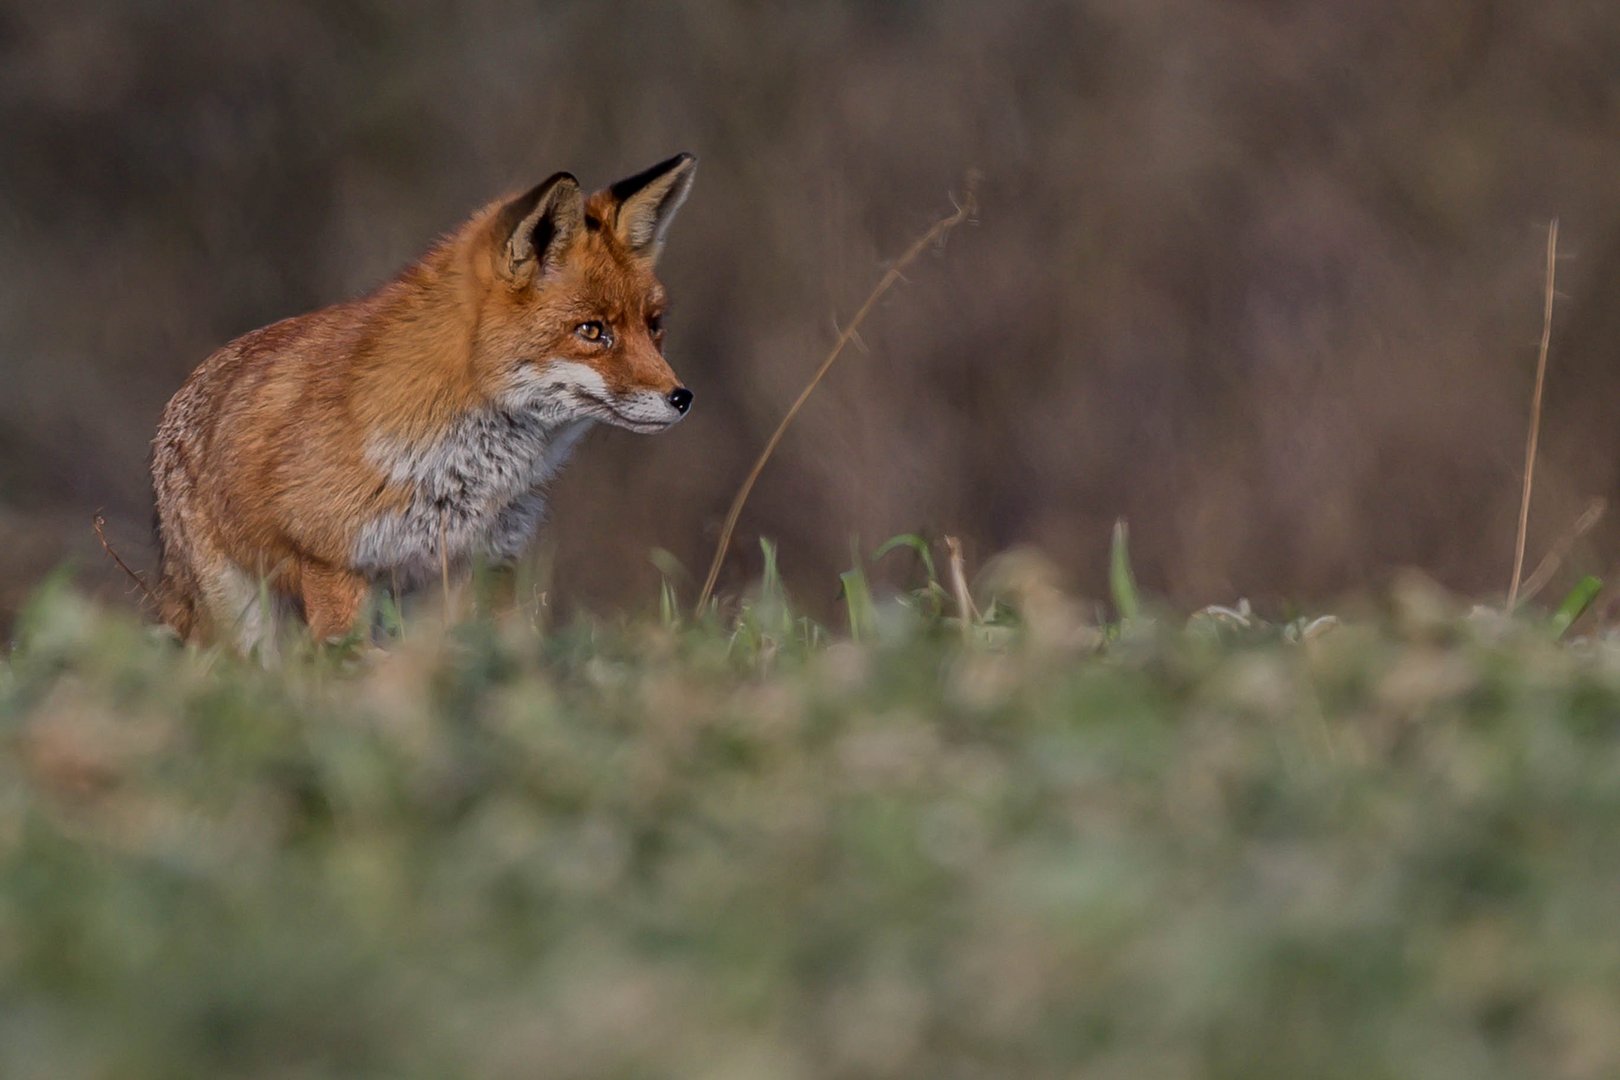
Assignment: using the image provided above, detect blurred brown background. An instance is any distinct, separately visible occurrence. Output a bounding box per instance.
[2,0,1619,629]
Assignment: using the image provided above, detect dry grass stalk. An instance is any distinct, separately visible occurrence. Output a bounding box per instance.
[945,535,979,638]
[694,175,980,613]
[1507,218,1559,609]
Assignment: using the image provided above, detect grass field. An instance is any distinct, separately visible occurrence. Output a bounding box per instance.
[4,550,1620,1079]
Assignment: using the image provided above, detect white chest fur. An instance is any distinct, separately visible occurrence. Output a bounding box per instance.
[352,401,591,586]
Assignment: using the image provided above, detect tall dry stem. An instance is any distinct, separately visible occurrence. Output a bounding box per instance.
[695,175,979,613]
[1507,218,1559,609]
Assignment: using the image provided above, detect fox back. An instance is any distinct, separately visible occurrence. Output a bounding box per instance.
[151,153,698,652]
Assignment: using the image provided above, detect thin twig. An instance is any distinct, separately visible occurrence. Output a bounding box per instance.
[1508,218,1559,609]
[695,173,980,613]
[1518,496,1604,606]
[92,513,159,609]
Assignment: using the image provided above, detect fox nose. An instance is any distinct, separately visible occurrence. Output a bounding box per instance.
[668,387,693,415]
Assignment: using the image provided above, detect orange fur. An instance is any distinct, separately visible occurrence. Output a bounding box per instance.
[152,154,698,651]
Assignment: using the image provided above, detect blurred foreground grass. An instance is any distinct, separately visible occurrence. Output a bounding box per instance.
[4,561,1620,1079]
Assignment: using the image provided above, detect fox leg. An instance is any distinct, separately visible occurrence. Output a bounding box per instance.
[299,561,370,643]
[191,554,288,659]
[156,497,282,655]
[154,553,199,642]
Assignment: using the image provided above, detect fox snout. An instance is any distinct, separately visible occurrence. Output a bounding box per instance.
[600,381,693,433]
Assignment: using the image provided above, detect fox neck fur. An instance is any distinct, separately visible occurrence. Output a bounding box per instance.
[345,240,599,585]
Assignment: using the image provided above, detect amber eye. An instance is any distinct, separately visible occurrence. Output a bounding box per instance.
[575,321,609,344]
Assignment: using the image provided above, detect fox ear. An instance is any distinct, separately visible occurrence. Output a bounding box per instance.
[496,172,584,281]
[604,153,697,261]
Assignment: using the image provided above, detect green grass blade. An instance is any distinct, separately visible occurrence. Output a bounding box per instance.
[649,548,692,586]
[840,542,877,642]
[1110,518,1141,622]
[759,538,783,603]
[1551,575,1602,638]
[650,548,688,630]
[659,577,680,629]
[873,533,938,588]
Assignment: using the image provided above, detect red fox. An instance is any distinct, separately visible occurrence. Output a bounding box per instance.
[151,153,697,652]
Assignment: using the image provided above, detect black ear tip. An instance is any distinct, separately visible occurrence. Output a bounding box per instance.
[651,152,697,178]
[609,154,697,202]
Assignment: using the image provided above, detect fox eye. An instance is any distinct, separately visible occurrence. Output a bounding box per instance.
[647,313,665,337]
[575,321,610,345]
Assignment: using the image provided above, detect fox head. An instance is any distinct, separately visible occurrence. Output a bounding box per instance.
[473,153,698,433]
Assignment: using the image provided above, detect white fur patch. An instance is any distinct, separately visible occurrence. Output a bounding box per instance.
[351,359,680,586]
[503,360,609,415]
[353,363,589,584]
[208,561,291,661]
[503,361,683,432]
[608,388,684,431]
